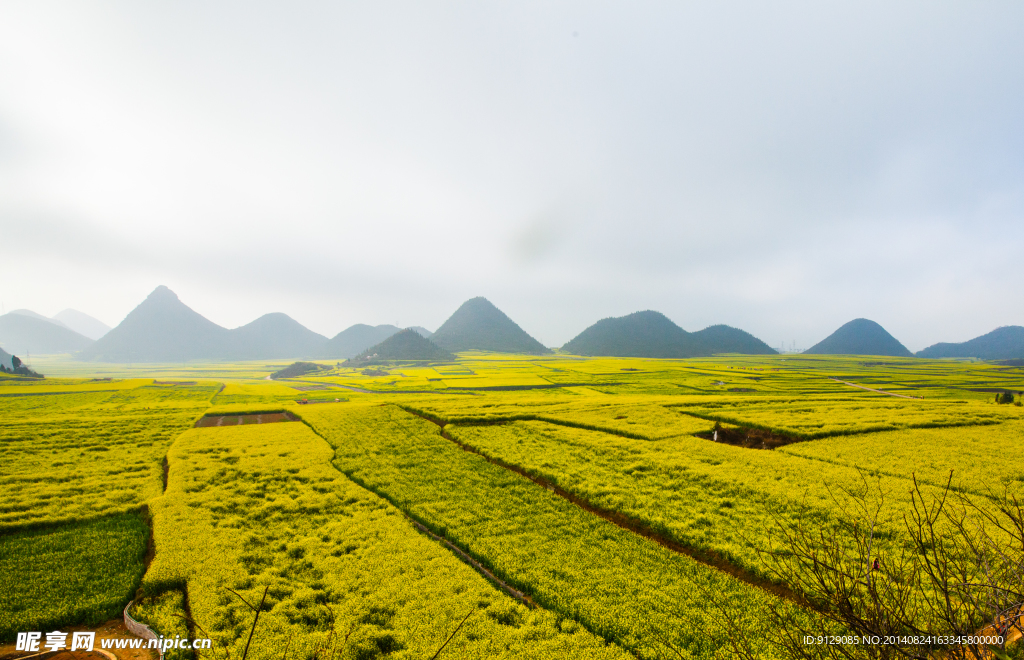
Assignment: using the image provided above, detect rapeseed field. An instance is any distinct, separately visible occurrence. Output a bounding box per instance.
[2,353,1022,657]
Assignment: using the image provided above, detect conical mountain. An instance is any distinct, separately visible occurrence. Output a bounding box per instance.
[804,318,912,357]
[917,326,1024,360]
[228,313,328,359]
[78,286,229,362]
[563,311,696,357]
[562,311,776,357]
[691,324,777,355]
[349,328,454,363]
[431,297,550,354]
[0,312,94,354]
[321,324,403,358]
[53,309,111,340]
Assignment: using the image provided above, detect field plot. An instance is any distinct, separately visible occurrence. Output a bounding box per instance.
[299,403,817,660]
[0,513,147,640]
[670,396,1012,439]
[0,381,219,530]
[405,395,713,440]
[4,353,1022,655]
[143,421,627,660]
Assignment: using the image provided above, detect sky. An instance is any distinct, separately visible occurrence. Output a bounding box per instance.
[1,2,1022,352]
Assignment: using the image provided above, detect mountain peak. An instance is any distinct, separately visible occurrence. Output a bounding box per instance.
[431,297,550,354]
[804,318,912,357]
[146,285,180,303]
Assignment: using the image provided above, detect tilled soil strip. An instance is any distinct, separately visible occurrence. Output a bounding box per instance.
[194,412,299,428]
[403,409,809,608]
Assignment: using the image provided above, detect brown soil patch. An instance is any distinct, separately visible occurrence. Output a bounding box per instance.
[194,411,298,428]
[695,424,803,450]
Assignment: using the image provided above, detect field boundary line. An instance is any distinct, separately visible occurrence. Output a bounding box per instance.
[405,518,536,609]
[400,408,811,608]
[287,415,544,613]
[829,377,921,399]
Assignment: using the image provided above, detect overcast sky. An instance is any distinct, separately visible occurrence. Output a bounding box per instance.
[1,2,1022,351]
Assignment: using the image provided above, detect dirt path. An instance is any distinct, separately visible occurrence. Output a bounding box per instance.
[830,377,921,399]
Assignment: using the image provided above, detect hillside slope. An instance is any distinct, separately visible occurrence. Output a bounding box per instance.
[917,326,1024,360]
[691,324,777,355]
[0,313,95,354]
[431,297,550,354]
[228,313,327,359]
[321,324,403,358]
[349,328,454,363]
[804,318,912,357]
[77,286,228,362]
[53,309,111,340]
[563,311,696,357]
[562,311,776,357]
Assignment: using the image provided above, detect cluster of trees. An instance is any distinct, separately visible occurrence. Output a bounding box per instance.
[996,391,1021,405]
[0,355,43,378]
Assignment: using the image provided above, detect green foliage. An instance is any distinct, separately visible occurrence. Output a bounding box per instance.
[270,361,328,379]
[0,513,148,641]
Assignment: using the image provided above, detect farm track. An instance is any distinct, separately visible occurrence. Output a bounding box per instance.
[400,408,811,608]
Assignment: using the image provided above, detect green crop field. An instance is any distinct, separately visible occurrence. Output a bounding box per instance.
[2,354,1023,658]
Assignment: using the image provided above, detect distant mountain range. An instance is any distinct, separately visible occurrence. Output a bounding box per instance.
[803,319,913,357]
[561,311,776,358]
[0,312,95,355]
[917,326,1024,360]
[432,297,550,355]
[4,285,1023,363]
[52,309,112,340]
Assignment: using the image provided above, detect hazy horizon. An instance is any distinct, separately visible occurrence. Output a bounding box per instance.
[2,2,1022,352]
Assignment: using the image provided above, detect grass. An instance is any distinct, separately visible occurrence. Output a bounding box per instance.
[0,512,148,640]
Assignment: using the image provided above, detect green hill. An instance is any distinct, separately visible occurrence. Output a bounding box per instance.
[563,311,695,357]
[348,329,454,363]
[321,324,403,358]
[0,312,94,355]
[804,318,912,357]
[562,311,776,357]
[691,324,777,355]
[431,297,550,354]
[917,326,1024,360]
[0,345,12,371]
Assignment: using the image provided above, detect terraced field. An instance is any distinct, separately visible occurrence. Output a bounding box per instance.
[1,354,1022,658]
